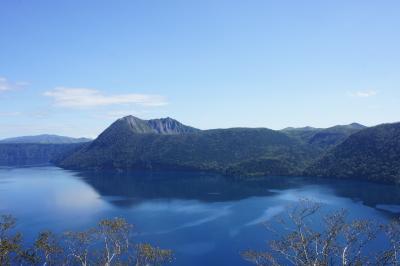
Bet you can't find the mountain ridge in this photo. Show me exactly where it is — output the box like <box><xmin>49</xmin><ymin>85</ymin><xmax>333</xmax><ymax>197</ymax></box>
<box><xmin>0</xmin><ymin>134</ymin><xmax>92</xmax><ymax>144</ymax></box>
<box><xmin>57</xmin><ymin>116</ymin><xmax>352</xmax><ymax>177</ymax></box>
<box><xmin>57</xmin><ymin>121</ymin><xmax>317</xmax><ymax>176</ymax></box>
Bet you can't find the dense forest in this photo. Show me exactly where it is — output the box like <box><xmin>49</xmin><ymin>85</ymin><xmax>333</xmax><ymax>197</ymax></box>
<box><xmin>1</xmin><ymin>116</ymin><xmax>400</xmax><ymax>184</ymax></box>
<box><xmin>55</xmin><ymin>116</ymin><xmax>347</xmax><ymax>175</ymax></box>
<box><xmin>306</xmin><ymin>123</ymin><xmax>400</xmax><ymax>183</ymax></box>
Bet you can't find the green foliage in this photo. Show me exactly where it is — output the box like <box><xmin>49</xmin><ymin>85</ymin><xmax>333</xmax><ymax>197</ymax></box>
<box><xmin>225</xmin><ymin>157</ymin><xmax>304</xmax><ymax>177</ymax></box>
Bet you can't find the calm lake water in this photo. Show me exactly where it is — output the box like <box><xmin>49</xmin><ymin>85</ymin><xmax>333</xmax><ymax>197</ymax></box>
<box><xmin>0</xmin><ymin>166</ymin><xmax>399</xmax><ymax>265</ymax></box>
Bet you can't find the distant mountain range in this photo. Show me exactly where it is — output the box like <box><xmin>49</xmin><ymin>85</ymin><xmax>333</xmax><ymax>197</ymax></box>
<box><xmin>0</xmin><ymin>134</ymin><xmax>91</xmax><ymax>144</ymax></box>
<box><xmin>0</xmin><ymin>135</ymin><xmax>91</xmax><ymax>166</ymax></box>
<box><xmin>1</xmin><ymin>116</ymin><xmax>399</xmax><ymax>184</ymax></box>
<box><xmin>0</xmin><ymin>143</ymin><xmax>87</xmax><ymax>166</ymax></box>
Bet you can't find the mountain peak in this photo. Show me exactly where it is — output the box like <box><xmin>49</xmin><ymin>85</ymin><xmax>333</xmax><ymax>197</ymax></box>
<box><xmin>115</xmin><ymin>116</ymin><xmax>199</xmax><ymax>135</ymax></box>
<box><xmin>282</xmin><ymin>126</ymin><xmax>319</xmax><ymax>132</ymax></box>
<box><xmin>348</xmin><ymin>122</ymin><xmax>366</xmax><ymax>129</ymax></box>
<box><xmin>115</xmin><ymin>116</ymin><xmax>153</xmax><ymax>134</ymax></box>
<box><xmin>95</xmin><ymin>116</ymin><xmax>200</xmax><ymax>145</ymax></box>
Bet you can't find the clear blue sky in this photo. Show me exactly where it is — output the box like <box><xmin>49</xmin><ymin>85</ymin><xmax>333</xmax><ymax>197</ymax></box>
<box><xmin>1</xmin><ymin>0</ymin><xmax>399</xmax><ymax>138</ymax></box>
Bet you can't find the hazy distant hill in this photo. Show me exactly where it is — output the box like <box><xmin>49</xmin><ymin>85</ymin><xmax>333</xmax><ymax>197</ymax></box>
<box><xmin>57</xmin><ymin>116</ymin><xmax>319</xmax><ymax>176</ymax></box>
<box><xmin>0</xmin><ymin>143</ymin><xmax>87</xmax><ymax>166</ymax></box>
<box><xmin>306</xmin><ymin>122</ymin><xmax>400</xmax><ymax>183</ymax></box>
<box><xmin>0</xmin><ymin>134</ymin><xmax>90</xmax><ymax>166</ymax></box>
<box><xmin>0</xmin><ymin>134</ymin><xmax>92</xmax><ymax>144</ymax></box>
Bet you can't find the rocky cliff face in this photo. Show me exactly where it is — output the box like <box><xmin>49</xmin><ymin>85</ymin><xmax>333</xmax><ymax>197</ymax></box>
<box><xmin>147</xmin><ymin>117</ymin><xmax>200</xmax><ymax>134</ymax></box>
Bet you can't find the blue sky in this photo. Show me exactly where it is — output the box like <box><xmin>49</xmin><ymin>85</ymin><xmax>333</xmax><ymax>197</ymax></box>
<box><xmin>1</xmin><ymin>0</ymin><xmax>399</xmax><ymax>138</ymax></box>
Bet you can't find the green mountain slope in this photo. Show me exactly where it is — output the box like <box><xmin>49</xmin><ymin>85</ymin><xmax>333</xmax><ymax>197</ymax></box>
<box><xmin>305</xmin><ymin>122</ymin><xmax>400</xmax><ymax>183</ymax></box>
<box><xmin>282</xmin><ymin>123</ymin><xmax>366</xmax><ymax>150</ymax></box>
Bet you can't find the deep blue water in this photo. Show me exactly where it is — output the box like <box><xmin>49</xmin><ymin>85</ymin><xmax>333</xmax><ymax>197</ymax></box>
<box><xmin>0</xmin><ymin>166</ymin><xmax>399</xmax><ymax>265</ymax></box>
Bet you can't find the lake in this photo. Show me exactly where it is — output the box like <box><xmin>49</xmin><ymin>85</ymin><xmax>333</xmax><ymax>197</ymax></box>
<box><xmin>0</xmin><ymin>166</ymin><xmax>399</xmax><ymax>265</ymax></box>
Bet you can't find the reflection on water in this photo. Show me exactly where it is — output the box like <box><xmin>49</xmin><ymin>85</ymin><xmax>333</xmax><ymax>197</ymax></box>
<box><xmin>78</xmin><ymin>170</ymin><xmax>280</xmax><ymax>206</ymax></box>
<box><xmin>0</xmin><ymin>167</ymin><xmax>399</xmax><ymax>266</ymax></box>
<box><xmin>77</xmin><ymin>169</ymin><xmax>400</xmax><ymax>214</ymax></box>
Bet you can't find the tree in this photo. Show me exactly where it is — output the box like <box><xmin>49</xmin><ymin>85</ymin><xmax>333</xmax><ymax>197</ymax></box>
<box><xmin>34</xmin><ymin>231</ymin><xmax>64</xmax><ymax>266</ymax></box>
<box><xmin>62</xmin><ymin>217</ymin><xmax>173</xmax><ymax>266</ymax></box>
<box><xmin>96</xmin><ymin>217</ymin><xmax>132</xmax><ymax>265</ymax></box>
<box><xmin>64</xmin><ymin>228</ymin><xmax>96</xmax><ymax>266</ymax></box>
<box><xmin>242</xmin><ymin>199</ymin><xmax>399</xmax><ymax>266</ymax></box>
<box><xmin>378</xmin><ymin>218</ymin><xmax>400</xmax><ymax>265</ymax></box>
<box><xmin>135</xmin><ymin>243</ymin><xmax>173</xmax><ymax>266</ymax></box>
<box><xmin>0</xmin><ymin>215</ymin><xmax>22</xmax><ymax>265</ymax></box>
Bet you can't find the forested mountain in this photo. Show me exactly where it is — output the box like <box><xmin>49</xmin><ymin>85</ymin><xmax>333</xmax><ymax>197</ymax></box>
<box><xmin>57</xmin><ymin>116</ymin><xmax>320</xmax><ymax>175</ymax></box>
<box><xmin>3</xmin><ymin>115</ymin><xmax>400</xmax><ymax>184</ymax></box>
<box><xmin>0</xmin><ymin>134</ymin><xmax>91</xmax><ymax>144</ymax></box>
<box><xmin>305</xmin><ymin>122</ymin><xmax>400</xmax><ymax>183</ymax></box>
